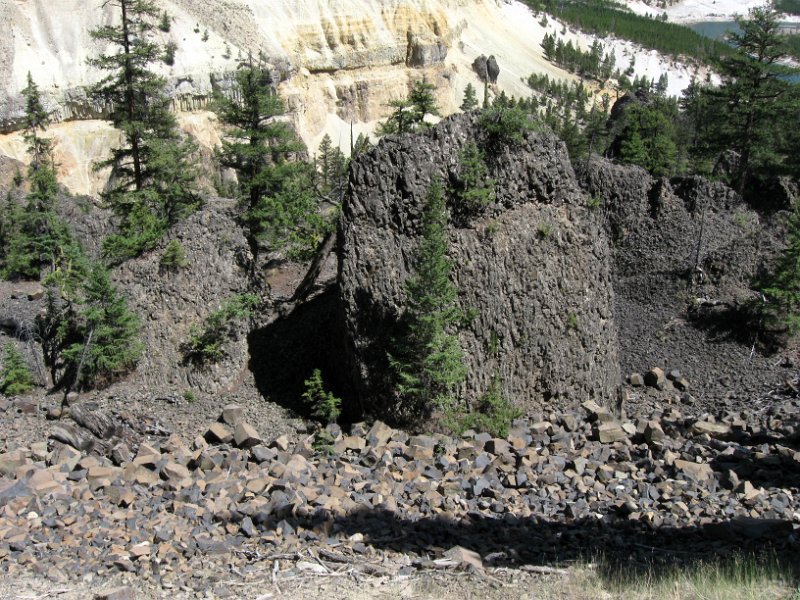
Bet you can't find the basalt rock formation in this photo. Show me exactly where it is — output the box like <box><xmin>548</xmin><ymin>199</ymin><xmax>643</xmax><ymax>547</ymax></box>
<box><xmin>339</xmin><ymin>114</ymin><xmax>620</xmax><ymax>416</ymax></box>
<box><xmin>576</xmin><ymin>157</ymin><xmax>791</xmax><ymax>410</ymax></box>
<box><xmin>335</xmin><ymin>113</ymin><xmax>794</xmax><ymax>420</ymax></box>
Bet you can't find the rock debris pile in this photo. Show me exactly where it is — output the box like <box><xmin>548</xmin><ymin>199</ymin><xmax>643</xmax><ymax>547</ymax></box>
<box><xmin>0</xmin><ymin>400</ymin><xmax>799</xmax><ymax>591</ymax></box>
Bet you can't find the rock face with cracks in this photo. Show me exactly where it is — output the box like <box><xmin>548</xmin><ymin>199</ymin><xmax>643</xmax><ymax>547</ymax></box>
<box><xmin>339</xmin><ymin>114</ymin><xmax>620</xmax><ymax>416</ymax></box>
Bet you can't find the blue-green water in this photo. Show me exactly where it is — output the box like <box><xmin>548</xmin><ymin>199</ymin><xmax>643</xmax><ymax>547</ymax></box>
<box><xmin>688</xmin><ymin>21</ymin><xmax>800</xmax><ymax>82</ymax></box>
<box><xmin>687</xmin><ymin>21</ymin><xmax>741</xmax><ymax>39</ymax></box>
<box><xmin>688</xmin><ymin>21</ymin><xmax>800</xmax><ymax>39</ymax></box>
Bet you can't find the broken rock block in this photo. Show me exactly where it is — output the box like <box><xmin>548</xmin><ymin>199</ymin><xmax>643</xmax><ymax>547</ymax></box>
<box><xmin>221</xmin><ymin>404</ymin><xmax>244</xmax><ymax>427</ymax></box>
<box><xmin>234</xmin><ymin>422</ymin><xmax>262</xmax><ymax>449</ymax></box>
<box><xmin>204</xmin><ymin>423</ymin><xmax>233</xmax><ymax>445</ymax></box>
<box><xmin>644</xmin><ymin>367</ymin><xmax>667</xmax><ymax>390</ymax></box>
<box><xmin>690</xmin><ymin>420</ymin><xmax>731</xmax><ymax>439</ymax></box>
<box><xmin>593</xmin><ymin>421</ymin><xmax>627</xmax><ymax>444</ymax></box>
<box><xmin>674</xmin><ymin>459</ymin><xmax>714</xmax><ymax>483</ymax></box>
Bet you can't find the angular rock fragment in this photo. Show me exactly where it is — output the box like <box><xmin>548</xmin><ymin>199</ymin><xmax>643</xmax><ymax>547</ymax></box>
<box><xmin>221</xmin><ymin>404</ymin><xmax>244</xmax><ymax>427</ymax></box>
<box><xmin>94</xmin><ymin>587</ymin><xmax>135</xmax><ymax>600</ymax></box>
<box><xmin>204</xmin><ymin>423</ymin><xmax>233</xmax><ymax>445</ymax></box>
<box><xmin>644</xmin><ymin>367</ymin><xmax>667</xmax><ymax>390</ymax></box>
<box><xmin>234</xmin><ymin>423</ymin><xmax>262</xmax><ymax>449</ymax></box>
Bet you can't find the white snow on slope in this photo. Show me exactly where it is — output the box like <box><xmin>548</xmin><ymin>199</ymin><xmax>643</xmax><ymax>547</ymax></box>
<box><xmin>625</xmin><ymin>0</ymin><xmax>800</xmax><ymax>23</ymax></box>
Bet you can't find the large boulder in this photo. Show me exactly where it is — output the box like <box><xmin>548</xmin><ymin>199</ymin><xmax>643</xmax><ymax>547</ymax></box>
<box><xmin>338</xmin><ymin>114</ymin><xmax>620</xmax><ymax>417</ymax></box>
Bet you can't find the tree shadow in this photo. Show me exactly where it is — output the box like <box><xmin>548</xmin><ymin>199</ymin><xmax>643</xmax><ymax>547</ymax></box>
<box><xmin>240</xmin><ymin>505</ymin><xmax>799</xmax><ymax>587</ymax></box>
<box><xmin>687</xmin><ymin>300</ymin><xmax>779</xmax><ymax>350</ymax></box>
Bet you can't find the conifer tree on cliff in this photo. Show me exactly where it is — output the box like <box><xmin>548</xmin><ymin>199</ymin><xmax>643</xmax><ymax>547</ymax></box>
<box><xmin>90</xmin><ymin>0</ymin><xmax>199</xmax><ymax>263</ymax></box>
<box><xmin>389</xmin><ymin>179</ymin><xmax>467</xmax><ymax>421</ymax></box>
<box><xmin>213</xmin><ymin>56</ymin><xmax>328</xmax><ymax>260</ymax></box>
<box><xmin>684</xmin><ymin>5</ymin><xmax>798</xmax><ymax>193</ymax></box>
<box><xmin>2</xmin><ymin>74</ymin><xmax>86</xmax><ymax>286</ymax></box>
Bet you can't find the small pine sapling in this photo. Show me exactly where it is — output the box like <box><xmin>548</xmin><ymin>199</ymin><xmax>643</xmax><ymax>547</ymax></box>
<box><xmin>0</xmin><ymin>343</ymin><xmax>34</xmax><ymax>396</ymax></box>
<box><xmin>302</xmin><ymin>369</ymin><xmax>341</xmax><ymax>423</ymax></box>
<box><xmin>160</xmin><ymin>239</ymin><xmax>188</xmax><ymax>272</ymax></box>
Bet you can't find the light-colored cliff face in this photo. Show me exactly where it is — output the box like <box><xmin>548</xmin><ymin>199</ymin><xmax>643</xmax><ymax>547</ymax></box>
<box><xmin>0</xmin><ymin>0</ymin><xmax>698</xmax><ymax>196</ymax></box>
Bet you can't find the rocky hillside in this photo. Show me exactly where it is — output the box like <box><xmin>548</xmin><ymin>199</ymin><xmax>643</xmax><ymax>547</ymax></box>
<box><xmin>0</xmin><ymin>111</ymin><xmax>793</xmax><ymax>426</ymax></box>
<box><xmin>0</xmin><ymin>392</ymin><xmax>798</xmax><ymax>597</ymax></box>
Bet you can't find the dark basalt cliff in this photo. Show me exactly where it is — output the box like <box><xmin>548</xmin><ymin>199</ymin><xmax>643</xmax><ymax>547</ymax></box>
<box><xmin>339</xmin><ymin>114</ymin><xmax>620</xmax><ymax>415</ymax></box>
<box><xmin>577</xmin><ymin>157</ymin><xmax>790</xmax><ymax>409</ymax></box>
<box><xmin>1</xmin><ymin>114</ymin><xmax>793</xmax><ymax>424</ymax></box>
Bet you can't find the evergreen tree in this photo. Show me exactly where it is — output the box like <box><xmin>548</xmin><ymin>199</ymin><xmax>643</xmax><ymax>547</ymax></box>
<box><xmin>62</xmin><ymin>264</ymin><xmax>142</xmax><ymax>390</ymax></box>
<box><xmin>302</xmin><ymin>368</ymin><xmax>342</xmax><ymax>423</ymax></box>
<box><xmin>351</xmin><ymin>132</ymin><xmax>372</xmax><ymax>158</ymax></box>
<box><xmin>214</xmin><ymin>59</ymin><xmax>328</xmax><ymax>259</ymax></box>
<box><xmin>389</xmin><ymin>180</ymin><xmax>467</xmax><ymax>421</ymax></box>
<box><xmin>2</xmin><ymin>74</ymin><xmax>88</xmax><ymax>285</ymax></box>
<box><xmin>685</xmin><ymin>5</ymin><xmax>795</xmax><ymax>193</ymax></box>
<box><xmin>479</xmin><ymin>103</ymin><xmax>535</xmax><ymax>151</ymax></box>
<box><xmin>0</xmin><ymin>343</ymin><xmax>34</xmax><ymax>396</ymax></box>
<box><xmin>450</xmin><ymin>142</ymin><xmax>495</xmax><ymax>218</ymax></box>
<box><xmin>315</xmin><ymin>133</ymin><xmax>347</xmax><ymax>193</ymax></box>
<box><xmin>460</xmin><ymin>83</ymin><xmax>479</xmax><ymax>112</ymax></box>
<box><xmin>760</xmin><ymin>206</ymin><xmax>800</xmax><ymax>335</ymax></box>
<box><xmin>378</xmin><ymin>97</ymin><xmax>418</xmax><ymax>135</ymax></box>
<box><xmin>158</xmin><ymin>9</ymin><xmax>170</xmax><ymax>32</ymax></box>
<box><xmin>615</xmin><ymin>102</ymin><xmax>678</xmax><ymax>176</ymax></box>
<box><xmin>409</xmin><ymin>78</ymin><xmax>439</xmax><ymax>122</ymax></box>
<box><xmin>21</xmin><ymin>72</ymin><xmax>52</xmax><ymax>170</ymax></box>
<box><xmin>379</xmin><ymin>79</ymin><xmax>440</xmax><ymax>135</ymax></box>
<box><xmin>90</xmin><ymin>0</ymin><xmax>199</xmax><ymax>262</ymax></box>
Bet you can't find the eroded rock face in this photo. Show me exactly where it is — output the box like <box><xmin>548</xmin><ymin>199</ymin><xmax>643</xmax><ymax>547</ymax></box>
<box><xmin>339</xmin><ymin>114</ymin><xmax>620</xmax><ymax>416</ymax></box>
<box><xmin>112</xmin><ymin>199</ymin><xmax>255</xmax><ymax>394</ymax></box>
<box><xmin>576</xmin><ymin>157</ymin><xmax>790</xmax><ymax>408</ymax></box>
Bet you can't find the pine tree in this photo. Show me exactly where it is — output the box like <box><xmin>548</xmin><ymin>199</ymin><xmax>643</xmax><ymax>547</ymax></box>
<box><xmin>760</xmin><ymin>206</ymin><xmax>800</xmax><ymax>335</ymax></box>
<box><xmin>316</xmin><ymin>133</ymin><xmax>346</xmax><ymax>193</ymax></box>
<box><xmin>302</xmin><ymin>369</ymin><xmax>342</xmax><ymax>423</ymax></box>
<box><xmin>158</xmin><ymin>9</ymin><xmax>170</xmax><ymax>32</ymax></box>
<box><xmin>0</xmin><ymin>343</ymin><xmax>35</xmax><ymax>396</ymax></box>
<box><xmin>379</xmin><ymin>79</ymin><xmax>440</xmax><ymax>135</ymax></box>
<box><xmin>90</xmin><ymin>0</ymin><xmax>199</xmax><ymax>262</ymax></box>
<box><xmin>685</xmin><ymin>5</ymin><xmax>794</xmax><ymax>193</ymax></box>
<box><xmin>214</xmin><ymin>58</ymin><xmax>327</xmax><ymax>259</ymax></box>
<box><xmin>377</xmin><ymin>97</ymin><xmax>417</xmax><ymax>135</ymax></box>
<box><xmin>21</xmin><ymin>72</ymin><xmax>52</xmax><ymax>170</ymax></box>
<box><xmin>351</xmin><ymin>132</ymin><xmax>372</xmax><ymax>157</ymax></box>
<box><xmin>408</xmin><ymin>78</ymin><xmax>439</xmax><ymax>122</ymax></box>
<box><xmin>62</xmin><ymin>264</ymin><xmax>142</xmax><ymax>390</ymax></box>
<box><xmin>450</xmin><ymin>142</ymin><xmax>495</xmax><ymax>217</ymax></box>
<box><xmin>460</xmin><ymin>83</ymin><xmax>479</xmax><ymax>112</ymax></box>
<box><xmin>389</xmin><ymin>180</ymin><xmax>467</xmax><ymax>421</ymax></box>
<box><xmin>616</xmin><ymin>103</ymin><xmax>678</xmax><ymax>176</ymax></box>
<box><xmin>2</xmin><ymin>74</ymin><xmax>87</xmax><ymax>285</ymax></box>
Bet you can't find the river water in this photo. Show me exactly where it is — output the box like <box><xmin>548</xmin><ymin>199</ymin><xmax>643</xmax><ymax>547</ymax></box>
<box><xmin>688</xmin><ymin>21</ymin><xmax>800</xmax><ymax>82</ymax></box>
<box><xmin>688</xmin><ymin>20</ymin><xmax>800</xmax><ymax>39</ymax></box>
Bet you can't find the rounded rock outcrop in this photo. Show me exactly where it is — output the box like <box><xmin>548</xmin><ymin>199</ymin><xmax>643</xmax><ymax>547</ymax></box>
<box><xmin>338</xmin><ymin>114</ymin><xmax>620</xmax><ymax>417</ymax></box>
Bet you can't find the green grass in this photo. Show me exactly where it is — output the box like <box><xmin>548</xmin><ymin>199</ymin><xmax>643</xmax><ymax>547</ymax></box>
<box><xmin>593</xmin><ymin>554</ymin><xmax>798</xmax><ymax>600</ymax></box>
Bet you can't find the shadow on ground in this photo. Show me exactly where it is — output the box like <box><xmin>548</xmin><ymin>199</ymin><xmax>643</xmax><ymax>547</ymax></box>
<box><xmin>250</xmin><ymin>507</ymin><xmax>799</xmax><ymax>587</ymax></box>
<box><xmin>247</xmin><ymin>287</ymin><xmax>357</xmax><ymax>419</ymax></box>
